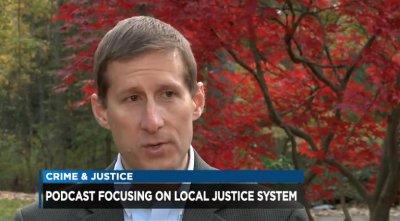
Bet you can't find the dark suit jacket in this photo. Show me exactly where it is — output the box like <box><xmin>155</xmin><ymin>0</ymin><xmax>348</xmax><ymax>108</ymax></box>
<box><xmin>13</xmin><ymin>149</ymin><xmax>309</xmax><ymax>221</ymax></box>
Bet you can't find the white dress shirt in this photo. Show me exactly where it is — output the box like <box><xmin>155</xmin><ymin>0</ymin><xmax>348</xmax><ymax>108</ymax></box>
<box><xmin>113</xmin><ymin>145</ymin><xmax>195</xmax><ymax>221</ymax></box>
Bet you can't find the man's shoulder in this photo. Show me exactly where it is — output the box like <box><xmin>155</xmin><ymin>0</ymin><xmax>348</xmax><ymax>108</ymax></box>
<box><xmin>13</xmin><ymin>201</ymin><xmax>87</xmax><ymax>221</ymax></box>
<box><xmin>221</xmin><ymin>182</ymin><xmax>305</xmax><ymax>207</ymax></box>
<box><xmin>216</xmin><ymin>207</ymin><xmax>309</xmax><ymax>221</ymax></box>
<box><xmin>217</xmin><ymin>183</ymin><xmax>309</xmax><ymax>221</ymax></box>
<box><xmin>13</xmin><ymin>184</ymin><xmax>94</xmax><ymax>221</ymax></box>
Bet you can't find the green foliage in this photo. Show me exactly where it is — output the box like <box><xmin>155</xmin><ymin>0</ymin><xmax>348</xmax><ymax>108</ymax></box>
<box><xmin>262</xmin><ymin>155</ymin><xmax>295</xmax><ymax>170</ymax></box>
<box><xmin>0</xmin><ymin>199</ymin><xmax>34</xmax><ymax>221</ymax></box>
<box><xmin>0</xmin><ymin>0</ymin><xmax>116</xmax><ymax>192</ymax></box>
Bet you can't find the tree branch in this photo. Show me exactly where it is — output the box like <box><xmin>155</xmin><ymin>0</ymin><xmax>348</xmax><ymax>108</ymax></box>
<box><xmin>325</xmin><ymin>158</ymin><xmax>371</xmax><ymax>201</ymax></box>
<box><xmin>341</xmin><ymin>35</ymin><xmax>376</xmax><ymax>89</ymax></box>
<box><xmin>272</xmin><ymin>1</ymin><xmax>355</xmax><ymax>15</ymax></box>
<box><xmin>286</xmin><ymin>0</ymin><xmax>297</xmax><ymax>27</ymax></box>
<box><xmin>226</xmin><ymin>48</ymin><xmax>257</xmax><ymax>76</ymax></box>
<box><xmin>252</xmin><ymin>25</ymin><xmax>320</xmax><ymax>186</ymax></box>
<box><xmin>313</xmin><ymin>13</ymin><xmax>341</xmax><ymax>82</ymax></box>
<box><xmin>226</xmin><ymin>21</ymin><xmax>323</xmax><ymax>182</ymax></box>
<box><xmin>281</xmin><ymin>2</ymin><xmax>342</xmax><ymax>93</ymax></box>
<box><xmin>304</xmin><ymin>169</ymin><xmax>317</xmax><ymax>185</ymax></box>
<box><xmin>281</xmin><ymin>86</ymin><xmax>320</xmax><ymax>117</ymax></box>
<box><xmin>313</xmin><ymin>1</ymin><xmax>355</xmax><ymax>14</ymax></box>
<box><xmin>341</xmin><ymin>89</ymin><xmax>380</xmax><ymax>154</ymax></box>
<box><xmin>283</xmin><ymin>127</ymin><xmax>300</xmax><ymax>171</ymax></box>
<box><xmin>292</xmin><ymin>37</ymin><xmax>345</xmax><ymax>69</ymax></box>
<box><xmin>284</xmin><ymin>33</ymin><xmax>342</xmax><ymax>93</ymax></box>
<box><xmin>287</xmin><ymin>125</ymin><xmax>319</xmax><ymax>151</ymax></box>
<box><xmin>213</xmin><ymin>10</ymin><xmax>333</xmax><ymax>197</ymax></box>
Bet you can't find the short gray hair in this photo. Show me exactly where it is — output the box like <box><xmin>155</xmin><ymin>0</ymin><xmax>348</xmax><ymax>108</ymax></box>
<box><xmin>93</xmin><ymin>16</ymin><xmax>198</xmax><ymax>106</ymax></box>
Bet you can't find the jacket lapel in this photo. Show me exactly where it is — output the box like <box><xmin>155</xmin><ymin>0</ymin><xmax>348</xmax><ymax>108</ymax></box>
<box><xmin>183</xmin><ymin>150</ymin><xmax>226</xmax><ymax>221</ymax></box>
<box><xmin>105</xmin><ymin>158</ymin><xmax>117</xmax><ymax>170</ymax></box>
<box><xmin>80</xmin><ymin>148</ymin><xmax>224</xmax><ymax>221</ymax></box>
<box><xmin>182</xmin><ymin>209</ymin><xmax>225</xmax><ymax>221</ymax></box>
<box><xmin>80</xmin><ymin>209</ymin><xmax>124</xmax><ymax>221</ymax></box>
<box><xmin>192</xmin><ymin>149</ymin><xmax>218</xmax><ymax>170</ymax></box>
<box><xmin>80</xmin><ymin>158</ymin><xmax>124</xmax><ymax>221</ymax></box>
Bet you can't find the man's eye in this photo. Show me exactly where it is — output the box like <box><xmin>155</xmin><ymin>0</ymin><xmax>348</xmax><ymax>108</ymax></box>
<box><xmin>164</xmin><ymin>91</ymin><xmax>175</xmax><ymax>97</ymax></box>
<box><xmin>128</xmin><ymin>95</ymin><xmax>139</xmax><ymax>101</ymax></box>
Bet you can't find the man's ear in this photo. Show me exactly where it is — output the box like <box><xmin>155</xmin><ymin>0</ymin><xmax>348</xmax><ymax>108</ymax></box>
<box><xmin>91</xmin><ymin>94</ymin><xmax>110</xmax><ymax>129</ymax></box>
<box><xmin>192</xmin><ymin>82</ymin><xmax>205</xmax><ymax>121</ymax></box>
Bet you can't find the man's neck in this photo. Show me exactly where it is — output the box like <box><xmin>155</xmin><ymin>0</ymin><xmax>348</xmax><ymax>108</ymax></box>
<box><xmin>126</xmin><ymin>150</ymin><xmax>191</xmax><ymax>191</ymax></box>
<box><xmin>121</xmin><ymin>151</ymin><xmax>190</xmax><ymax>171</ymax></box>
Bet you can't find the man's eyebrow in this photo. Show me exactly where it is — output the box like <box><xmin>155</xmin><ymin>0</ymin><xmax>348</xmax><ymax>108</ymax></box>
<box><xmin>116</xmin><ymin>82</ymin><xmax>181</xmax><ymax>96</ymax></box>
<box><xmin>116</xmin><ymin>85</ymin><xmax>141</xmax><ymax>96</ymax></box>
<box><xmin>155</xmin><ymin>82</ymin><xmax>180</xmax><ymax>91</ymax></box>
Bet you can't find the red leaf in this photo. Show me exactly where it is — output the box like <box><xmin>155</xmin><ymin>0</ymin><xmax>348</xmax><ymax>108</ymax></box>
<box><xmin>311</xmin><ymin>165</ymin><xmax>325</xmax><ymax>176</ymax></box>
<box><xmin>70</xmin><ymin>99</ymin><xmax>90</xmax><ymax>108</ymax></box>
<box><xmin>82</xmin><ymin>86</ymin><xmax>97</xmax><ymax>96</ymax></box>
<box><xmin>64</xmin><ymin>75</ymin><xmax>77</xmax><ymax>84</ymax></box>
<box><xmin>314</xmin><ymin>149</ymin><xmax>325</xmax><ymax>161</ymax></box>
<box><xmin>299</xmin><ymin>146</ymin><xmax>315</xmax><ymax>158</ymax></box>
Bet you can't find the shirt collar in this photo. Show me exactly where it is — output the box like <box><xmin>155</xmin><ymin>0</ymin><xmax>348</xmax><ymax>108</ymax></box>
<box><xmin>187</xmin><ymin>145</ymin><xmax>195</xmax><ymax>171</ymax></box>
<box><xmin>114</xmin><ymin>145</ymin><xmax>195</xmax><ymax>217</ymax></box>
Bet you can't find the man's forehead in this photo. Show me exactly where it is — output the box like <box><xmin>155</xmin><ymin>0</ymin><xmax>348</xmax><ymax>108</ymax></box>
<box><xmin>108</xmin><ymin>49</ymin><xmax>184</xmax><ymax>69</ymax></box>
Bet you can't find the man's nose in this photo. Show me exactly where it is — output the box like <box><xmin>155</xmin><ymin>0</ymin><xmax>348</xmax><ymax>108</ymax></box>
<box><xmin>140</xmin><ymin>101</ymin><xmax>164</xmax><ymax>133</ymax></box>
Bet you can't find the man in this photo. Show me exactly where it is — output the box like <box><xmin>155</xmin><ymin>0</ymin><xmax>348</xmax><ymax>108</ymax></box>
<box><xmin>14</xmin><ymin>16</ymin><xmax>309</xmax><ymax>221</ymax></box>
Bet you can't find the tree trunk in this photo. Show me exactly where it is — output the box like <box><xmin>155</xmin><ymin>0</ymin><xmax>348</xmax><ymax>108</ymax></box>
<box><xmin>368</xmin><ymin>108</ymin><xmax>400</xmax><ymax>221</ymax></box>
<box><xmin>304</xmin><ymin>201</ymin><xmax>315</xmax><ymax>221</ymax></box>
<box><xmin>369</xmin><ymin>203</ymin><xmax>393</xmax><ymax>221</ymax></box>
<box><xmin>340</xmin><ymin>190</ymin><xmax>352</xmax><ymax>221</ymax></box>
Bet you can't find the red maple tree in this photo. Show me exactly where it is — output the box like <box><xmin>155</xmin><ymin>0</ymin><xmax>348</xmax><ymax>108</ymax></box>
<box><xmin>55</xmin><ymin>0</ymin><xmax>400</xmax><ymax>220</ymax></box>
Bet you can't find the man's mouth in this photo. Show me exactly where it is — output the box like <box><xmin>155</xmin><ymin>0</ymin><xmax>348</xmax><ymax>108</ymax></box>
<box><xmin>142</xmin><ymin>142</ymin><xmax>168</xmax><ymax>155</ymax></box>
<box><xmin>143</xmin><ymin>142</ymin><xmax>167</xmax><ymax>149</ymax></box>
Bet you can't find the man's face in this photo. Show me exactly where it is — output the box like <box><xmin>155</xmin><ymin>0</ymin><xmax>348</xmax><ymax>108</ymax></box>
<box><xmin>91</xmin><ymin>50</ymin><xmax>204</xmax><ymax>170</ymax></box>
